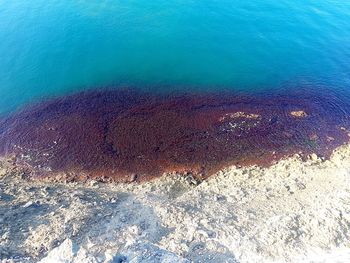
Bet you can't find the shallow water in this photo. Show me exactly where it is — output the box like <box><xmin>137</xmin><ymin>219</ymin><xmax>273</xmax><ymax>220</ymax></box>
<box><xmin>1</xmin><ymin>0</ymin><xmax>350</xmax><ymax>113</ymax></box>
<box><xmin>0</xmin><ymin>88</ymin><xmax>349</xmax><ymax>182</ymax></box>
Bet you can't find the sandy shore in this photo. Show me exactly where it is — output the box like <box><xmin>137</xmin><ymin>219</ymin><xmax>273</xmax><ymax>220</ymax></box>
<box><xmin>1</xmin><ymin>145</ymin><xmax>350</xmax><ymax>262</ymax></box>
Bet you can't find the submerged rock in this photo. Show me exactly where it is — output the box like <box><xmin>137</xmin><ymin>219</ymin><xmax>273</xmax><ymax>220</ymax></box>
<box><xmin>290</xmin><ymin>110</ymin><xmax>308</xmax><ymax>118</ymax></box>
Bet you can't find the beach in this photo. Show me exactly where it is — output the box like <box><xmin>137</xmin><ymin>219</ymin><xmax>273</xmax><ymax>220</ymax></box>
<box><xmin>1</xmin><ymin>143</ymin><xmax>350</xmax><ymax>262</ymax></box>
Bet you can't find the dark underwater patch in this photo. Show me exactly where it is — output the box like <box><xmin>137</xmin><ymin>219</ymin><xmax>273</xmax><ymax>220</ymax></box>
<box><xmin>0</xmin><ymin>87</ymin><xmax>349</xmax><ymax>182</ymax></box>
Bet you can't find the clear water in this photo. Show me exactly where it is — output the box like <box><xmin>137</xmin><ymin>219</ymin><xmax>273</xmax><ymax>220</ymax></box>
<box><xmin>1</xmin><ymin>0</ymin><xmax>350</xmax><ymax>113</ymax></box>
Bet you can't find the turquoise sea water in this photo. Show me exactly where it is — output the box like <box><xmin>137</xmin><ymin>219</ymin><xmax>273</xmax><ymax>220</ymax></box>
<box><xmin>1</xmin><ymin>0</ymin><xmax>350</xmax><ymax>113</ymax></box>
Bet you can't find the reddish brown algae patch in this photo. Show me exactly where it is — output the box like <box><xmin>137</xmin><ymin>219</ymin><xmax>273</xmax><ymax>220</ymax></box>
<box><xmin>0</xmin><ymin>88</ymin><xmax>349</xmax><ymax>183</ymax></box>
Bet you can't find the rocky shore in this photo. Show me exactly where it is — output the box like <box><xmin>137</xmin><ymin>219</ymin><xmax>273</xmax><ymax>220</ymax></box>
<box><xmin>1</xmin><ymin>144</ymin><xmax>350</xmax><ymax>262</ymax></box>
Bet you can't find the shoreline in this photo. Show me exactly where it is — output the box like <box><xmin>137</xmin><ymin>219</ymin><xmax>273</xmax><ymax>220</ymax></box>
<box><xmin>1</xmin><ymin>143</ymin><xmax>350</xmax><ymax>262</ymax></box>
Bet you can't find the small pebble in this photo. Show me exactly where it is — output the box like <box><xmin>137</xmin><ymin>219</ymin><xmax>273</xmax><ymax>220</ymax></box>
<box><xmin>23</xmin><ymin>201</ymin><xmax>33</xmax><ymax>208</ymax></box>
<box><xmin>110</xmin><ymin>197</ymin><xmax>117</xmax><ymax>203</ymax></box>
<box><xmin>309</xmin><ymin>153</ymin><xmax>318</xmax><ymax>161</ymax></box>
<box><xmin>89</xmin><ymin>180</ymin><xmax>99</xmax><ymax>188</ymax></box>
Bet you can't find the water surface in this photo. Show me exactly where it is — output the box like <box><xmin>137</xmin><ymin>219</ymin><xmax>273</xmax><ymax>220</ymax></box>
<box><xmin>0</xmin><ymin>0</ymin><xmax>350</xmax><ymax>113</ymax></box>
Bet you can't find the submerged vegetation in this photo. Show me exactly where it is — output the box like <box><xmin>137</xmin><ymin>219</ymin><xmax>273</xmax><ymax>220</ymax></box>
<box><xmin>0</xmin><ymin>88</ymin><xmax>349</xmax><ymax>182</ymax></box>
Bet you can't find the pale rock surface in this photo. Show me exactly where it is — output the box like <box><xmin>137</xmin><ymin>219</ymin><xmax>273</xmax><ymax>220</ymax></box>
<box><xmin>1</xmin><ymin>145</ymin><xmax>350</xmax><ymax>262</ymax></box>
